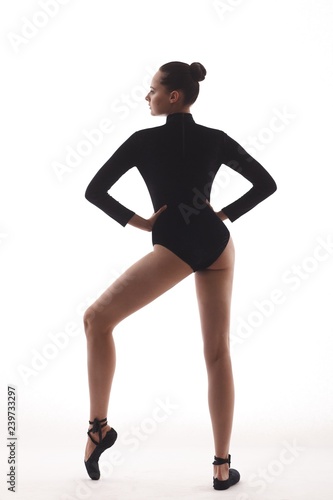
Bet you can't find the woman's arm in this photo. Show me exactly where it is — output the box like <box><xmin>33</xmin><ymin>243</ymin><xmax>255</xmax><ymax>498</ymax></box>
<box><xmin>205</xmin><ymin>199</ymin><xmax>229</xmax><ymax>221</ymax></box>
<box><xmin>85</xmin><ymin>130</ymin><xmax>167</xmax><ymax>232</ymax></box>
<box><xmin>219</xmin><ymin>132</ymin><xmax>277</xmax><ymax>221</ymax></box>
<box><xmin>85</xmin><ymin>133</ymin><xmax>139</xmax><ymax>227</ymax></box>
<box><xmin>127</xmin><ymin>205</ymin><xmax>168</xmax><ymax>231</ymax></box>
<box><xmin>215</xmin><ymin>210</ymin><xmax>228</xmax><ymax>221</ymax></box>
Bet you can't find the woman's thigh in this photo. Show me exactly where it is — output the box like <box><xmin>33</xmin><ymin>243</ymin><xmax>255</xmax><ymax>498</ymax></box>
<box><xmin>194</xmin><ymin>238</ymin><xmax>235</xmax><ymax>355</ymax></box>
<box><xmin>84</xmin><ymin>244</ymin><xmax>193</xmax><ymax>332</ymax></box>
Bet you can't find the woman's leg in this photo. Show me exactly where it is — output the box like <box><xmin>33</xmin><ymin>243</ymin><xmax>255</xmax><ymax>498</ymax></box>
<box><xmin>194</xmin><ymin>237</ymin><xmax>235</xmax><ymax>481</ymax></box>
<box><xmin>83</xmin><ymin>244</ymin><xmax>193</xmax><ymax>461</ymax></box>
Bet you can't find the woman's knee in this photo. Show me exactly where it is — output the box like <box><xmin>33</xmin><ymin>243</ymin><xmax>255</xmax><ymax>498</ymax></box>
<box><xmin>83</xmin><ymin>306</ymin><xmax>95</xmax><ymax>330</ymax></box>
<box><xmin>204</xmin><ymin>340</ymin><xmax>231</xmax><ymax>366</ymax></box>
<box><xmin>83</xmin><ymin>305</ymin><xmax>114</xmax><ymax>337</ymax></box>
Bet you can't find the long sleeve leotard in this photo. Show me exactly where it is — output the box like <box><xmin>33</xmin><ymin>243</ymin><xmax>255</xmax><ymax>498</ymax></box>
<box><xmin>85</xmin><ymin>112</ymin><xmax>276</xmax><ymax>271</ymax></box>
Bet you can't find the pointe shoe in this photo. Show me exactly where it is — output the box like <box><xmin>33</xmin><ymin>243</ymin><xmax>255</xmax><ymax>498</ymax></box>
<box><xmin>84</xmin><ymin>417</ymin><xmax>117</xmax><ymax>480</ymax></box>
<box><xmin>212</xmin><ymin>454</ymin><xmax>240</xmax><ymax>490</ymax></box>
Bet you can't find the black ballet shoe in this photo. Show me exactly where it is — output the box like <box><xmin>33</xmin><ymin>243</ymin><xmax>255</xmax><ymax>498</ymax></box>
<box><xmin>212</xmin><ymin>454</ymin><xmax>240</xmax><ymax>490</ymax></box>
<box><xmin>84</xmin><ymin>417</ymin><xmax>117</xmax><ymax>480</ymax></box>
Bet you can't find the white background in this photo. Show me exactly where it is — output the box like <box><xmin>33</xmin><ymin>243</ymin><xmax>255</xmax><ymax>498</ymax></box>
<box><xmin>1</xmin><ymin>1</ymin><xmax>333</xmax><ymax>499</ymax></box>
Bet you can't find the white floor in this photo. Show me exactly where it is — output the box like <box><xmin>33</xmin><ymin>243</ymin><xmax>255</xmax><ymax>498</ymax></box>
<box><xmin>1</xmin><ymin>436</ymin><xmax>332</xmax><ymax>500</ymax></box>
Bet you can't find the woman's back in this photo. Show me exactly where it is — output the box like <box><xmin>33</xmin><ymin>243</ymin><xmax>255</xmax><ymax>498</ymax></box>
<box><xmin>85</xmin><ymin>112</ymin><xmax>276</xmax><ymax>227</ymax></box>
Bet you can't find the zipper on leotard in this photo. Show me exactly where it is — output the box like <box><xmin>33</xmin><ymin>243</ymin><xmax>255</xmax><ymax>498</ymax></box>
<box><xmin>182</xmin><ymin>113</ymin><xmax>185</xmax><ymax>162</ymax></box>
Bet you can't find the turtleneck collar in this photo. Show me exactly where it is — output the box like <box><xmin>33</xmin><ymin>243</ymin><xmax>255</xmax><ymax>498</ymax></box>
<box><xmin>166</xmin><ymin>113</ymin><xmax>195</xmax><ymax>124</ymax></box>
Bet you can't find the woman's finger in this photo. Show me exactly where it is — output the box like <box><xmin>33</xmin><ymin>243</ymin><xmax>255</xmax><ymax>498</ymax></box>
<box><xmin>157</xmin><ymin>204</ymin><xmax>168</xmax><ymax>213</ymax></box>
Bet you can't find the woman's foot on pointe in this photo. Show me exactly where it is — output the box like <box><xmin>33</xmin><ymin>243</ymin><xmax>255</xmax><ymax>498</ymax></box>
<box><xmin>84</xmin><ymin>422</ymin><xmax>112</xmax><ymax>462</ymax></box>
<box><xmin>84</xmin><ymin>418</ymin><xmax>118</xmax><ymax>480</ymax></box>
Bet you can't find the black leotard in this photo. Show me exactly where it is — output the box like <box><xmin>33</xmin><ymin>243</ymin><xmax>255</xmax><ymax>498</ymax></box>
<box><xmin>85</xmin><ymin>113</ymin><xmax>277</xmax><ymax>271</ymax></box>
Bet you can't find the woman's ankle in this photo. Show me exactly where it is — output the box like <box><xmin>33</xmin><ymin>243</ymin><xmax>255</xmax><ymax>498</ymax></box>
<box><xmin>214</xmin><ymin>463</ymin><xmax>229</xmax><ymax>481</ymax></box>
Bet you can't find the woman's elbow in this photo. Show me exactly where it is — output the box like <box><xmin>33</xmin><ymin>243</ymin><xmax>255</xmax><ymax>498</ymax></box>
<box><xmin>258</xmin><ymin>177</ymin><xmax>277</xmax><ymax>201</ymax></box>
<box><xmin>85</xmin><ymin>184</ymin><xmax>98</xmax><ymax>203</ymax></box>
<box><xmin>262</xmin><ymin>173</ymin><xmax>277</xmax><ymax>197</ymax></box>
<box><xmin>268</xmin><ymin>177</ymin><xmax>277</xmax><ymax>195</ymax></box>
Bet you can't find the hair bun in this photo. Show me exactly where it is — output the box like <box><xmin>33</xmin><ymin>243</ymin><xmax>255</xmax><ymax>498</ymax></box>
<box><xmin>189</xmin><ymin>62</ymin><xmax>206</xmax><ymax>82</ymax></box>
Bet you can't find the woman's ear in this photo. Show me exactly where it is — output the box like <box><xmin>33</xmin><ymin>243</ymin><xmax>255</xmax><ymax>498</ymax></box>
<box><xmin>169</xmin><ymin>90</ymin><xmax>182</xmax><ymax>103</ymax></box>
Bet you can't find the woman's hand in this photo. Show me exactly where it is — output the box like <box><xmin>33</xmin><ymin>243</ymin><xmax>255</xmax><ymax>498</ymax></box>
<box><xmin>127</xmin><ymin>205</ymin><xmax>168</xmax><ymax>232</ymax></box>
<box><xmin>205</xmin><ymin>200</ymin><xmax>228</xmax><ymax>221</ymax></box>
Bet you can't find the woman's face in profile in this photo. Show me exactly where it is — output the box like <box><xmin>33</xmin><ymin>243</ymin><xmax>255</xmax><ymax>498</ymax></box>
<box><xmin>145</xmin><ymin>71</ymin><xmax>173</xmax><ymax>116</ymax></box>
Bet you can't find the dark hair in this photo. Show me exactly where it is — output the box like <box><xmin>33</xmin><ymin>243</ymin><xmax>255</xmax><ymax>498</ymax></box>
<box><xmin>159</xmin><ymin>61</ymin><xmax>207</xmax><ymax>105</ymax></box>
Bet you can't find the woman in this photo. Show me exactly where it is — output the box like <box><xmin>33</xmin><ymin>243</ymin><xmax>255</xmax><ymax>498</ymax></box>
<box><xmin>83</xmin><ymin>61</ymin><xmax>277</xmax><ymax>490</ymax></box>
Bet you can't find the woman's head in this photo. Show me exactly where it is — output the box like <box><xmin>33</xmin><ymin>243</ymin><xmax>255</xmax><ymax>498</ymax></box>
<box><xmin>159</xmin><ymin>61</ymin><xmax>206</xmax><ymax>105</ymax></box>
<box><xmin>146</xmin><ymin>61</ymin><xmax>206</xmax><ymax>116</ymax></box>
